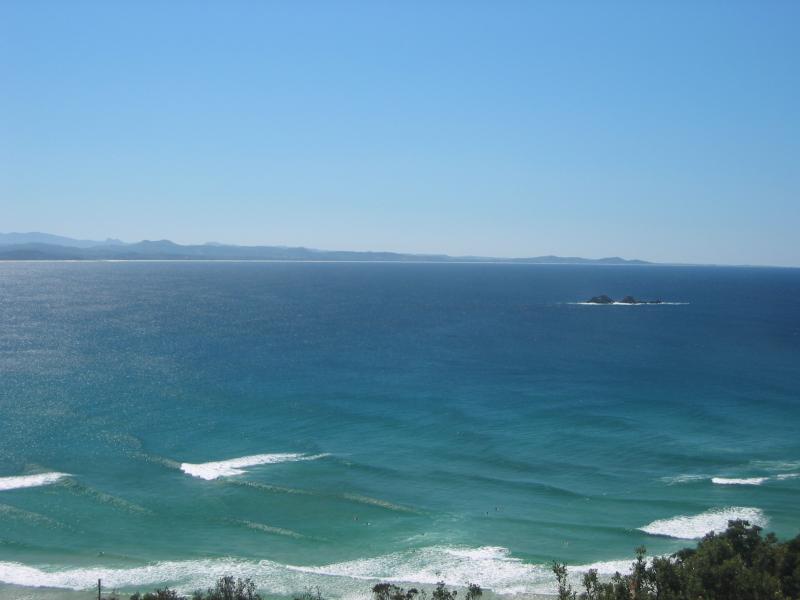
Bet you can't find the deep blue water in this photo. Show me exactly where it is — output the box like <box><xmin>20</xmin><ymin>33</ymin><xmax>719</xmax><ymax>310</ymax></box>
<box><xmin>0</xmin><ymin>262</ymin><xmax>798</xmax><ymax>598</ymax></box>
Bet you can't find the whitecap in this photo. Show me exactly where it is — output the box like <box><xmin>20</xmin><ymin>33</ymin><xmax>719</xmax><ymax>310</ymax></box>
<box><xmin>0</xmin><ymin>545</ymin><xmax>638</xmax><ymax>597</ymax></box>
<box><xmin>0</xmin><ymin>558</ymin><xmax>258</xmax><ymax>592</ymax></box>
<box><xmin>660</xmin><ymin>474</ymin><xmax>707</xmax><ymax>485</ymax></box>
<box><xmin>0</xmin><ymin>472</ymin><xmax>70</xmax><ymax>491</ymax></box>
<box><xmin>639</xmin><ymin>507</ymin><xmax>767</xmax><ymax>539</ymax></box>
<box><xmin>285</xmin><ymin>545</ymin><xmax>555</xmax><ymax>594</ymax></box>
<box><xmin>571</xmin><ymin>302</ymin><xmax>688</xmax><ymax>306</ymax></box>
<box><xmin>180</xmin><ymin>453</ymin><xmax>329</xmax><ymax>480</ymax></box>
<box><xmin>711</xmin><ymin>477</ymin><xmax>767</xmax><ymax>486</ymax></box>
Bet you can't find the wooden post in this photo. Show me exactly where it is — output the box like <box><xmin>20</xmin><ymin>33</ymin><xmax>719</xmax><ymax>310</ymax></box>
<box><xmin>97</xmin><ymin>578</ymin><xmax>101</xmax><ymax>600</ymax></box>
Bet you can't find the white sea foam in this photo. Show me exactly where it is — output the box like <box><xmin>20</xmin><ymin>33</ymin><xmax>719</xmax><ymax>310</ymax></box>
<box><xmin>576</xmin><ymin>558</ymin><xmax>641</xmax><ymax>575</ymax></box>
<box><xmin>0</xmin><ymin>545</ymin><xmax>638</xmax><ymax>597</ymax></box>
<box><xmin>288</xmin><ymin>546</ymin><xmax>638</xmax><ymax>596</ymax></box>
<box><xmin>180</xmin><ymin>453</ymin><xmax>329</xmax><ymax>480</ymax></box>
<box><xmin>749</xmin><ymin>460</ymin><xmax>800</xmax><ymax>472</ymax></box>
<box><xmin>711</xmin><ymin>477</ymin><xmax>768</xmax><ymax>486</ymax></box>
<box><xmin>572</xmin><ymin>302</ymin><xmax>688</xmax><ymax>306</ymax></box>
<box><xmin>0</xmin><ymin>472</ymin><xmax>70</xmax><ymax>491</ymax></box>
<box><xmin>0</xmin><ymin>559</ymin><xmax>258</xmax><ymax>593</ymax></box>
<box><xmin>640</xmin><ymin>507</ymin><xmax>767</xmax><ymax>540</ymax></box>
<box><xmin>663</xmin><ymin>473</ymin><xmax>793</xmax><ymax>486</ymax></box>
<box><xmin>661</xmin><ymin>474</ymin><xmax>707</xmax><ymax>485</ymax></box>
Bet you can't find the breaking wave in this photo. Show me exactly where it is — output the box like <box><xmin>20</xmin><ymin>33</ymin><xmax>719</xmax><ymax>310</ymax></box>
<box><xmin>0</xmin><ymin>472</ymin><xmax>70</xmax><ymax>491</ymax></box>
<box><xmin>660</xmin><ymin>474</ymin><xmax>707</xmax><ymax>485</ymax></box>
<box><xmin>180</xmin><ymin>453</ymin><xmax>329</xmax><ymax>480</ymax></box>
<box><xmin>663</xmin><ymin>472</ymin><xmax>800</xmax><ymax>486</ymax></box>
<box><xmin>639</xmin><ymin>507</ymin><xmax>767</xmax><ymax>539</ymax></box>
<box><xmin>711</xmin><ymin>477</ymin><xmax>767</xmax><ymax>486</ymax></box>
<box><xmin>0</xmin><ymin>545</ymin><xmax>638</xmax><ymax>597</ymax></box>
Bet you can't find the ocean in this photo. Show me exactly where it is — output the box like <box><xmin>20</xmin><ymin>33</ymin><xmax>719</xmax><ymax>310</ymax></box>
<box><xmin>1</xmin><ymin>262</ymin><xmax>798</xmax><ymax>599</ymax></box>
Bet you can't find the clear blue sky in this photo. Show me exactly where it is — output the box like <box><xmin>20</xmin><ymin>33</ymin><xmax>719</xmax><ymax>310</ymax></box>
<box><xmin>1</xmin><ymin>1</ymin><xmax>798</xmax><ymax>265</ymax></box>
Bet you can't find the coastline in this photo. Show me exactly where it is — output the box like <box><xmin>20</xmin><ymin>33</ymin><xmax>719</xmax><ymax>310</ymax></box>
<box><xmin>0</xmin><ymin>579</ymin><xmax>549</xmax><ymax>600</ymax></box>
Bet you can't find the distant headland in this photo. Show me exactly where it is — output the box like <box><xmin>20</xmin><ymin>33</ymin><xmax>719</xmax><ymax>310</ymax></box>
<box><xmin>0</xmin><ymin>232</ymin><xmax>651</xmax><ymax>264</ymax></box>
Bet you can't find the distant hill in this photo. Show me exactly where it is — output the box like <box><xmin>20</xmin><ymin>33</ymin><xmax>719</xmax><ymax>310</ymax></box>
<box><xmin>0</xmin><ymin>233</ymin><xmax>651</xmax><ymax>264</ymax></box>
<box><xmin>0</xmin><ymin>232</ymin><xmax>125</xmax><ymax>248</ymax></box>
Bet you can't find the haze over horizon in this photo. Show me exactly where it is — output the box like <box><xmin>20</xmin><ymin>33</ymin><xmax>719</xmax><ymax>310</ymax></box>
<box><xmin>0</xmin><ymin>230</ymin><xmax>652</xmax><ymax>264</ymax></box>
<box><xmin>1</xmin><ymin>230</ymin><xmax>797</xmax><ymax>266</ymax></box>
<box><xmin>2</xmin><ymin>1</ymin><xmax>799</xmax><ymax>266</ymax></box>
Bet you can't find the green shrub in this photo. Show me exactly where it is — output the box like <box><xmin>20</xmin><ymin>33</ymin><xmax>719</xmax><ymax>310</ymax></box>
<box><xmin>130</xmin><ymin>589</ymin><xmax>182</xmax><ymax>600</ymax></box>
<box><xmin>370</xmin><ymin>581</ymin><xmax>480</xmax><ymax>600</ymax></box>
<box><xmin>124</xmin><ymin>524</ymin><xmax>800</xmax><ymax>600</ymax></box>
<box><xmin>552</xmin><ymin>519</ymin><xmax>800</xmax><ymax>600</ymax></box>
<box><xmin>371</xmin><ymin>582</ymin><xmax>422</xmax><ymax>600</ymax></box>
<box><xmin>194</xmin><ymin>576</ymin><xmax>261</xmax><ymax>600</ymax></box>
<box><xmin>293</xmin><ymin>587</ymin><xmax>325</xmax><ymax>600</ymax></box>
<box><xmin>130</xmin><ymin>577</ymin><xmax>261</xmax><ymax>600</ymax></box>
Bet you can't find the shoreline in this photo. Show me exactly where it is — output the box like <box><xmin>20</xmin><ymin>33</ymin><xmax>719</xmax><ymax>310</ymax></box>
<box><xmin>0</xmin><ymin>581</ymin><xmax>551</xmax><ymax>600</ymax></box>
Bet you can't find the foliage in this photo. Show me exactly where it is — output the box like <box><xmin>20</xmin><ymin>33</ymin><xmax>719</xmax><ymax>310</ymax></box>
<box><xmin>553</xmin><ymin>562</ymin><xmax>576</xmax><ymax>600</ymax></box>
<box><xmin>130</xmin><ymin>577</ymin><xmax>261</xmax><ymax>600</ymax></box>
<box><xmin>130</xmin><ymin>588</ymin><xmax>183</xmax><ymax>600</ymax></box>
<box><xmin>552</xmin><ymin>519</ymin><xmax>800</xmax><ymax>600</ymax></box>
<box><xmin>130</xmin><ymin>578</ymin><xmax>478</xmax><ymax>600</ymax></box>
<box><xmin>464</xmin><ymin>582</ymin><xmax>482</xmax><ymax>600</ymax></box>
<box><xmin>125</xmin><ymin>524</ymin><xmax>800</xmax><ymax>600</ymax></box>
<box><xmin>194</xmin><ymin>576</ymin><xmax>261</xmax><ymax>600</ymax></box>
<box><xmin>372</xmin><ymin>582</ymin><xmax>423</xmax><ymax>600</ymax></box>
<box><xmin>370</xmin><ymin>581</ymin><xmax>481</xmax><ymax>600</ymax></box>
<box><xmin>293</xmin><ymin>587</ymin><xmax>325</xmax><ymax>600</ymax></box>
<box><xmin>431</xmin><ymin>581</ymin><xmax>457</xmax><ymax>600</ymax></box>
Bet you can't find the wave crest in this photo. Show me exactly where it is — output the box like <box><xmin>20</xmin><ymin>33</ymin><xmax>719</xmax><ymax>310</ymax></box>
<box><xmin>711</xmin><ymin>477</ymin><xmax>767</xmax><ymax>486</ymax></box>
<box><xmin>180</xmin><ymin>453</ymin><xmax>329</xmax><ymax>480</ymax></box>
<box><xmin>0</xmin><ymin>472</ymin><xmax>70</xmax><ymax>491</ymax></box>
<box><xmin>0</xmin><ymin>545</ymin><xmax>637</xmax><ymax>597</ymax></box>
<box><xmin>660</xmin><ymin>474</ymin><xmax>706</xmax><ymax>485</ymax></box>
<box><xmin>640</xmin><ymin>507</ymin><xmax>767</xmax><ymax>539</ymax></box>
<box><xmin>0</xmin><ymin>503</ymin><xmax>67</xmax><ymax>529</ymax></box>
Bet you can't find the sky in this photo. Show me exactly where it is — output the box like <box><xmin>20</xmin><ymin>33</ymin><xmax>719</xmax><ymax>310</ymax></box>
<box><xmin>1</xmin><ymin>1</ymin><xmax>798</xmax><ymax>266</ymax></box>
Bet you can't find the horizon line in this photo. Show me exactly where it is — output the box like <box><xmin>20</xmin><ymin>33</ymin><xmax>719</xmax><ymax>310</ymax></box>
<box><xmin>0</xmin><ymin>231</ymin><xmax>798</xmax><ymax>269</ymax></box>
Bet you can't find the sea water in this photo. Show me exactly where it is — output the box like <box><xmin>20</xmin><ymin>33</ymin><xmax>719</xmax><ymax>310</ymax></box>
<box><xmin>0</xmin><ymin>262</ymin><xmax>798</xmax><ymax>598</ymax></box>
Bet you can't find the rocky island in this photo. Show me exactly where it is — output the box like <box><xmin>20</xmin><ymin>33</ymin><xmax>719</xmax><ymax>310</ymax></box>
<box><xmin>586</xmin><ymin>295</ymin><xmax>663</xmax><ymax>304</ymax></box>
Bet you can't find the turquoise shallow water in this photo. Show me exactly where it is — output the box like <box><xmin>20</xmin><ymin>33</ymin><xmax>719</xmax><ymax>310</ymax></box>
<box><xmin>1</xmin><ymin>262</ymin><xmax>798</xmax><ymax>598</ymax></box>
